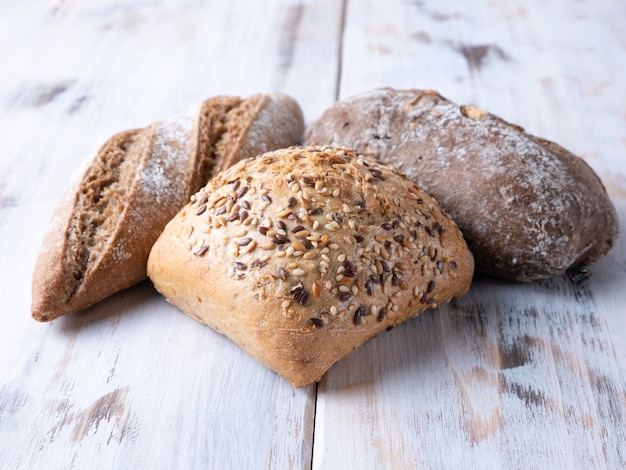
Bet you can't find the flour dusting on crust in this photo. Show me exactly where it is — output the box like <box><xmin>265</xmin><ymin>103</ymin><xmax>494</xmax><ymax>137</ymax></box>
<box><xmin>304</xmin><ymin>88</ymin><xmax>618</xmax><ymax>281</ymax></box>
<box><xmin>142</xmin><ymin>107</ymin><xmax>197</xmax><ymax>206</ymax></box>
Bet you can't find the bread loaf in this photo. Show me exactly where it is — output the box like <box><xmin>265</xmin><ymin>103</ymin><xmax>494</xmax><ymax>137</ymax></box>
<box><xmin>303</xmin><ymin>88</ymin><xmax>618</xmax><ymax>282</ymax></box>
<box><xmin>32</xmin><ymin>93</ymin><xmax>304</xmax><ymax>322</ymax></box>
<box><xmin>147</xmin><ymin>146</ymin><xmax>474</xmax><ymax>386</ymax></box>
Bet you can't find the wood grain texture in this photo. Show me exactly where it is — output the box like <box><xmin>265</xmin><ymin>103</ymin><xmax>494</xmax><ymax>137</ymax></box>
<box><xmin>0</xmin><ymin>0</ymin><xmax>341</xmax><ymax>468</ymax></box>
<box><xmin>313</xmin><ymin>0</ymin><xmax>626</xmax><ymax>468</ymax></box>
<box><xmin>1</xmin><ymin>0</ymin><xmax>625</xmax><ymax>469</ymax></box>
<box><xmin>315</xmin><ymin>276</ymin><xmax>626</xmax><ymax>468</ymax></box>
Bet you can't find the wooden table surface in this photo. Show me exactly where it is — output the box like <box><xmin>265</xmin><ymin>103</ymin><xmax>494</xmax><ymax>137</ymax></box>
<box><xmin>1</xmin><ymin>0</ymin><xmax>625</xmax><ymax>468</ymax></box>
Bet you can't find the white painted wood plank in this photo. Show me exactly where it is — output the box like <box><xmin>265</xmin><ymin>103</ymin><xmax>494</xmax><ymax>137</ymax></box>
<box><xmin>3</xmin><ymin>0</ymin><xmax>625</xmax><ymax>468</ymax></box>
<box><xmin>1</xmin><ymin>285</ymin><xmax>317</xmax><ymax>469</ymax></box>
<box><xmin>0</xmin><ymin>0</ymin><xmax>342</xmax><ymax>468</ymax></box>
<box><xmin>314</xmin><ymin>0</ymin><xmax>626</xmax><ymax>468</ymax></box>
<box><xmin>337</xmin><ymin>0</ymin><xmax>626</xmax><ymax>177</ymax></box>
<box><xmin>315</xmin><ymin>275</ymin><xmax>626</xmax><ymax>468</ymax></box>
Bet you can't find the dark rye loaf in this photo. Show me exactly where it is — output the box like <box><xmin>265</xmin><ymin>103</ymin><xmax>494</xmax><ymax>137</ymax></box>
<box><xmin>304</xmin><ymin>88</ymin><xmax>618</xmax><ymax>282</ymax></box>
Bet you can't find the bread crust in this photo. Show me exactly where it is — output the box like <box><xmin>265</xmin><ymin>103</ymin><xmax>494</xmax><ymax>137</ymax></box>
<box><xmin>32</xmin><ymin>93</ymin><xmax>304</xmax><ymax>321</ymax></box>
<box><xmin>303</xmin><ymin>88</ymin><xmax>619</xmax><ymax>281</ymax></box>
<box><xmin>147</xmin><ymin>146</ymin><xmax>474</xmax><ymax>386</ymax></box>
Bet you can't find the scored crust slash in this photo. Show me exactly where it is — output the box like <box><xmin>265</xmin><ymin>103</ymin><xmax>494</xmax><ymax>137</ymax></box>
<box><xmin>31</xmin><ymin>93</ymin><xmax>304</xmax><ymax>321</ymax></box>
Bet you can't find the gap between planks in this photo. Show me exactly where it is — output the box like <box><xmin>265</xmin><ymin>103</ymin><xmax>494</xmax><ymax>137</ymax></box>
<box><xmin>334</xmin><ymin>0</ymin><xmax>349</xmax><ymax>102</ymax></box>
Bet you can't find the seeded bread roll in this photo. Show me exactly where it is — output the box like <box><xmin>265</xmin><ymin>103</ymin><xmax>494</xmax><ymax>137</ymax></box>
<box><xmin>32</xmin><ymin>93</ymin><xmax>304</xmax><ymax>322</ymax></box>
<box><xmin>147</xmin><ymin>146</ymin><xmax>474</xmax><ymax>386</ymax></box>
<box><xmin>304</xmin><ymin>88</ymin><xmax>619</xmax><ymax>282</ymax></box>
